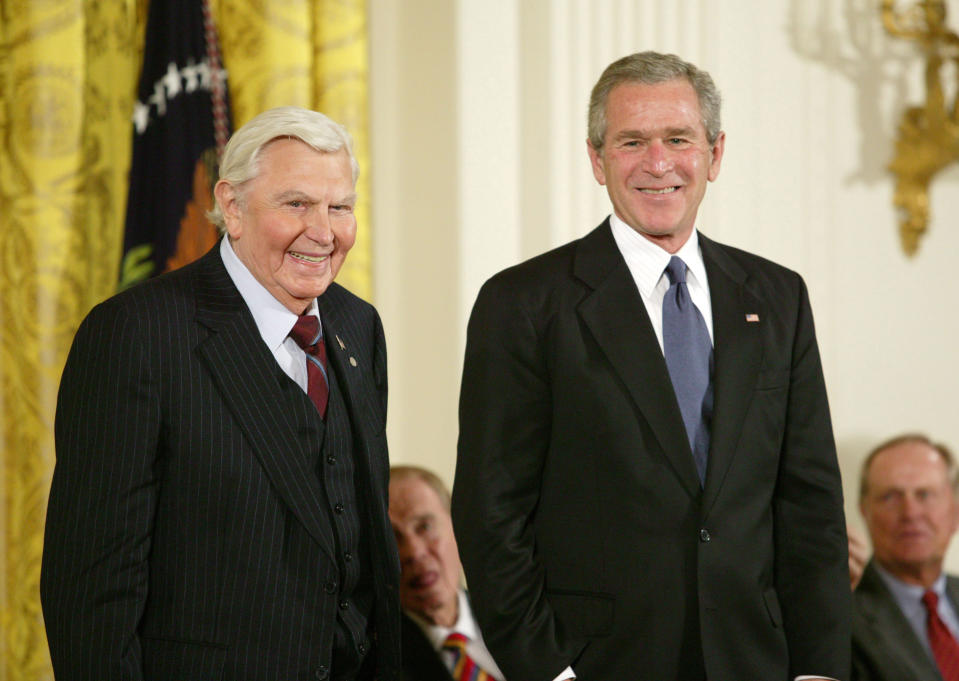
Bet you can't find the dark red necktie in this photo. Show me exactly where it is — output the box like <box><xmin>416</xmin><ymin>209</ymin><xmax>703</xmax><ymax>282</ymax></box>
<box><xmin>289</xmin><ymin>315</ymin><xmax>329</xmax><ymax>418</ymax></box>
<box><xmin>441</xmin><ymin>632</ymin><xmax>499</xmax><ymax>681</ymax></box>
<box><xmin>922</xmin><ymin>590</ymin><xmax>959</xmax><ymax>681</ymax></box>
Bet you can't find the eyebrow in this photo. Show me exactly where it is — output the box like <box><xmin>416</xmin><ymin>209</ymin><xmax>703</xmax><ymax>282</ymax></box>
<box><xmin>613</xmin><ymin>126</ymin><xmax>699</xmax><ymax>141</ymax></box>
<box><xmin>273</xmin><ymin>190</ymin><xmax>358</xmax><ymax>206</ymax></box>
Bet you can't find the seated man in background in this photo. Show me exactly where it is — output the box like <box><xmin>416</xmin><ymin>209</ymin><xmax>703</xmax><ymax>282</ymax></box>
<box><xmin>853</xmin><ymin>434</ymin><xmax>959</xmax><ymax>681</ymax></box>
<box><xmin>389</xmin><ymin>466</ymin><xmax>504</xmax><ymax>681</ymax></box>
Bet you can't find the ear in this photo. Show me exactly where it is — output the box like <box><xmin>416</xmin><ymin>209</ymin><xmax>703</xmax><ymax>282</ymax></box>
<box><xmin>707</xmin><ymin>131</ymin><xmax>726</xmax><ymax>182</ymax></box>
<box><xmin>587</xmin><ymin>139</ymin><xmax>607</xmax><ymax>186</ymax></box>
<box><xmin>214</xmin><ymin>180</ymin><xmax>243</xmax><ymax>238</ymax></box>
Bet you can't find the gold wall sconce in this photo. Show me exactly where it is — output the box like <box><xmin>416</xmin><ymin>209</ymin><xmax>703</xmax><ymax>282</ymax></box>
<box><xmin>881</xmin><ymin>0</ymin><xmax>959</xmax><ymax>256</ymax></box>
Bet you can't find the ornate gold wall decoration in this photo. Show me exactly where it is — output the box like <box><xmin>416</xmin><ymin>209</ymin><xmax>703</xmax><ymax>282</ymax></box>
<box><xmin>881</xmin><ymin>0</ymin><xmax>959</xmax><ymax>256</ymax></box>
<box><xmin>0</xmin><ymin>1</ymin><xmax>369</xmax><ymax>679</ymax></box>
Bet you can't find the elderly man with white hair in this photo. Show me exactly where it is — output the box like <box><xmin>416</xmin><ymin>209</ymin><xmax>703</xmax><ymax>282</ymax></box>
<box><xmin>42</xmin><ymin>107</ymin><xmax>400</xmax><ymax>681</ymax></box>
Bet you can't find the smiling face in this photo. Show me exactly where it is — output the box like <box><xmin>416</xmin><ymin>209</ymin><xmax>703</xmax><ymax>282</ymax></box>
<box><xmin>215</xmin><ymin>138</ymin><xmax>357</xmax><ymax>313</ymax></box>
<box><xmin>388</xmin><ymin>475</ymin><xmax>462</xmax><ymax>628</ymax></box>
<box><xmin>588</xmin><ymin>78</ymin><xmax>725</xmax><ymax>253</ymax></box>
<box><xmin>861</xmin><ymin>441</ymin><xmax>959</xmax><ymax>587</ymax></box>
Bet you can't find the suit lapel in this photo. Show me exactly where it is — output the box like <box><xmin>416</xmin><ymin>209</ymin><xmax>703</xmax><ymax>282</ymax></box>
<box><xmin>401</xmin><ymin>613</ymin><xmax>455</xmax><ymax>681</ymax></box>
<box><xmin>698</xmin><ymin>235</ymin><xmax>763</xmax><ymax>513</ymax></box>
<box><xmin>574</xmin><ymin>222</ymin><xmax>701</xmax><ymax>498</ymax></box>
<box><xmin>316</xmin><ymin>290</ymin><xmax>381</xmax><ymax>478</ymax></box>
<box><xmin>192</xmin><ymin>246</ymin><xmax>337</xmax><ymax>563</ymax></box>
<box><xmin>947</xmin><ymin>575</ymin><xmax>959</xmax><ymax>613</ymax></box>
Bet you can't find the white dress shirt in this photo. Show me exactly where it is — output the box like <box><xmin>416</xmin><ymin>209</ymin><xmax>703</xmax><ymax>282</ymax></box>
<box><xmin>608</xmin><ymin>213</ymin><xmax>714</xmax><ymax>350</ymax></box>
<box><xmin>407</xmin><ymin>590</ymin><xmax>505</xmax><ymax>680</ymax></box>
<box><xmin>219</xmin><ymin>237</ymin><xmax>319</xmax><ymax>391</ymax></box>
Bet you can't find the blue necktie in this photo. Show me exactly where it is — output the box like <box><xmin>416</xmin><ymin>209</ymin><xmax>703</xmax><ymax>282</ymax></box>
<box><xmin>662</xmin><ymin>256</ymin><xmax>713</xmax><ymax>484</ymax></box>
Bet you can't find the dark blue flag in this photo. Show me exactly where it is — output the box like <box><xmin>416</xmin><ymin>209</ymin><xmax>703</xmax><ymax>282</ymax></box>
<box><xmin>120</xmin><ymin>0</ymin><xmax>231</xmax><ymax>289</ymax></box>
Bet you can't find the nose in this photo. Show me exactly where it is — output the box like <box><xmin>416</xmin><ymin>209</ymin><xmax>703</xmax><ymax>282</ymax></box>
<box><xmin>398</xmin><ymin>533</ymin><xmax>428</xmax><ymax>565</ymax></box>
<box><xmin>305</xmin><ymin>207</ymin><xmax>334</xmax><ymax>245</ymax></box>
<box><xmin>641</xmin><ymin>140</ymin><xmax>672</xmax><ymax>176</ymax></box>
<box><xmin>900</xmin><ymin>494</ymin><xmax>923</xmax><ymax>518</ymax></box>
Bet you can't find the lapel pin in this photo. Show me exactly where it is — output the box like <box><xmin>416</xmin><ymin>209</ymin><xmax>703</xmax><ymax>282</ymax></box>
<box><xmin>349</xmin><ymin>357</ymin><xmax>357</xmax><ymax>367</ymax></box>
<box><xmin>336</xmin><ymin>335</ymin><xmax>346</xmax><ymax>350</ymax></box>
<box><xmin>745</xmin><ymin>313</ymin><xmax>760</xmax><ymax>323</ymax></box>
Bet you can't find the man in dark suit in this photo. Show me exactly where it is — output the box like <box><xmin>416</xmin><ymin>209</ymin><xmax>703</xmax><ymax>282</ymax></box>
<box><xmin>41</xmin><ymin>107</ymin><xmax>400</xmax><ymax>681</ymax></box>
<box><xmin>852</xmin><ymin>434</ymin><xmax>959</xmax><ymax>681</ymax></box>
<box><xmin>388</xmin><ymin>465</ymin><xmax>504</xmax><ymax>681</ymax></box>
<box><xmin>452</xmin><ymin>51</ymin><xmax>849</xmax><ymax>681</ymax></box>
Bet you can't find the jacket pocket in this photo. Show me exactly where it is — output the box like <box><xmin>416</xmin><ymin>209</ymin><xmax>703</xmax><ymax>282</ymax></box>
<box><xmin>141</xmin><ymin>635</ymin><xmax>228</xmax><ymax>679</ymax></box>
<box><xmin>547</xmin><ymin>589</ymin><xmax>615</xmax><ymax>638</ymax></box>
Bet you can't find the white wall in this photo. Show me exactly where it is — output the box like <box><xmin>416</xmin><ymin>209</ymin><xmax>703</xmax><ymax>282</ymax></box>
<box><xmin>370</xmin><ymin>0</ymin><xmax>959</xmax><ymax>566</ymax></box>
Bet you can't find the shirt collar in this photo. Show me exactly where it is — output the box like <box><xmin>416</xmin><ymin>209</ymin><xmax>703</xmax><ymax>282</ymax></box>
<box><xmin>874</xmin><ymin>560</ymin><xmax>948</xmax><ymax>611</ymax></box>
<box><xmin>219</xmin><ymin>237</ymin><xmax>319</xmax><ymax>351</ymax></box>
<box><xmin>409</xmin><ymin>590</ymin><xmax>479</xmax><ymax>651</ymax></box>
<box><xmin>608</xmin><ymin>213</ymin><xmax>708</xmax><ymax>294</ymax></box>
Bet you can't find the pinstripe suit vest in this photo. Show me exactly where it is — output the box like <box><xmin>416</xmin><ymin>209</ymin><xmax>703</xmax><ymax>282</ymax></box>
<box><xmin>315</xmin><ymin>360</ymin><xmax>374</xmax><ymax>674</ymax></box>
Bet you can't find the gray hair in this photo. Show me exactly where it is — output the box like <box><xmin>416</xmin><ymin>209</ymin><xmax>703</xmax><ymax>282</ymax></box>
<box><xmin>859</xmin><ymin>433</ymin><xmax>959</xmax><ymax>502</ymax></box>
<box><xmin>588</xmin><ymin>51</ymin><xmax>723</xmax><ymax>151</ymax></box>
<box><xmin>209</xmin><ymin>106</ymin><xmax>359</xmax><ymax>231</ymax></box>
<box><xmin>390</xmin><ymin>465</ymin><xmax>452</xmax><ymax>512</ymax></box>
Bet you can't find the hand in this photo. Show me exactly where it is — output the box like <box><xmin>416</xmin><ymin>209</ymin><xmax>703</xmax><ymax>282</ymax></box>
<box><xmin>848</xmin><ymin>527</ymin><xmax>869</xmax><ymax>591</ymax></box>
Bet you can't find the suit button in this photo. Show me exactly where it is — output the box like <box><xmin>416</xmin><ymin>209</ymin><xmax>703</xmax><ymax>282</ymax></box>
<box><xmin>700</xmin><ymin>528</ymin><xmax>711</xmax><ymax>542</ymax></box>
<box><xmin>344</xmin><ymin>551</ymin><xmax>353</xmax><ymax>562</ymax></box>
<box><xmin>324</xmin><ymin>580</ymin><xmax>337</xmax><ymax>594</ymax></box>
<box><xmin>327</xmin><ymin>455</ymin><xmax>337</xmax><ymax>465</ymax></box>
<box><xmin>358</xmin><ymin>643</ymin><xmax>367</xmax><ymax>655</ymax></box>
<box><xmin>315</xmin><ymin>665</ymin><xmax>329</xmax><ymax>679</ymax></box>
<box><xmin>334</xmin><ymin>503</ymin><xmax>344</xmax><ymax>514</ymax></box>
<box><xmin>339</xmin><ymin>600</ymin><xmax>349</xmax><ymax>611</ymax></box>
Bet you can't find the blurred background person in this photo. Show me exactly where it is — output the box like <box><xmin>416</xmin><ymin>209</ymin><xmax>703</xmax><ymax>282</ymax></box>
<box><xmin>853</xmin><ymin>434</ymin><xmax>959</xmax><ymax>681</ymax></box>
<box><xmin>389</xmin><ymin>466</ymin><xmax>504</xmax><ymax>681</ymax></box>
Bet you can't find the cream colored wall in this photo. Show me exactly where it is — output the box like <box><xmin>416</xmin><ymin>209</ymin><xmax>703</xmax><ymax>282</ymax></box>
<box><xmin>370</xmin><ymin>0</ymin><xmax>959</xmax><ymax>567</ymax></box>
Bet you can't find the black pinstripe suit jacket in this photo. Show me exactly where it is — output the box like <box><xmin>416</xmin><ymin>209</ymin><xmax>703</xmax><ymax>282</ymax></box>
<box><xmin>41</xmin><ymin>244</ymin><xmax>401</xmax><ymax>681</ymax></box>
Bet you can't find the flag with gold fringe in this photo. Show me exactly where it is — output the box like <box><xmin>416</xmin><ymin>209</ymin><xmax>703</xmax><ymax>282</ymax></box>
<box><xmin>120</xmin><ymin>0</ymin><xmax>231</xmax><ymax>288</ymax></box>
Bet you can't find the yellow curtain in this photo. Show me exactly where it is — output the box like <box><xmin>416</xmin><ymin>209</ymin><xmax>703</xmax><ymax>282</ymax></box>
<box><xmin>0</xmin><ymin>1</ymin><xmax>369</xmax><ymax>678</ymax></box>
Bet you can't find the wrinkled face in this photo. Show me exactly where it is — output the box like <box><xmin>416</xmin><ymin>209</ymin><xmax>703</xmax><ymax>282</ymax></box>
<box><xmin>388</xmin><ymin>476</ymin><xmax>462</xmax><ymax>626</ymax></box>
<box><xmin>216</xmin><ymin>138</ymin><xmax>357</xmax><ymax>313</ymax></box>
<box><xmin>588</xmin><ymin>79</ymin><xmax>724</xmax><ymax>253</ymax></box>
<box><xmin>861</xmin><ymin>441</ymin><xmax>959</xmax><ymax>584</ymax></box>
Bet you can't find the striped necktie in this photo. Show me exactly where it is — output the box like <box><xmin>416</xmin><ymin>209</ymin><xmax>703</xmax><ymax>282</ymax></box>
<box><xmin>441</xmin><ymin>632</ymin><xmax>500</xmax><ymax>681</ymax></box>
<box><xmin>289</xmin><ymin>314</ymin><xmax>329</xmax><ymax>418</ymax></box>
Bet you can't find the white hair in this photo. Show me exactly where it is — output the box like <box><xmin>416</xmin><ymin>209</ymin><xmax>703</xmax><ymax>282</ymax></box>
<box><xmin>208</xmin><ymin>106</ymin><xmax>359</xmax><ymax>231</ymax></box>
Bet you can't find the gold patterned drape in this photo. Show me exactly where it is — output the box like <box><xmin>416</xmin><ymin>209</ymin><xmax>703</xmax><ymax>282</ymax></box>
<box><xmin>0</xmin><ymin>1</ymin><xmax>370</xmax><ymax>678</ymax></box>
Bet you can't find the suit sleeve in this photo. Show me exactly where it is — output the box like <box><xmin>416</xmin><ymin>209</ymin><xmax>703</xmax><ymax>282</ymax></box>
<box><xmin>452</xmin><ymin>278</ymin><xmax>578</xmax><ymax>681</ymax></box>
<box><xmin>774</xmin><ymin>277</ymin><xmax>851</xmax><ymax>680</ymax></box>
<box><xmin>41</xmin><ymin>301</ymin><xmax>159</xmax><ymax>680</ymax></box>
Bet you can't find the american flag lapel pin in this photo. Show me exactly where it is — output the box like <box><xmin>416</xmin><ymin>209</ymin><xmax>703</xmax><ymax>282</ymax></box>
<box><xmin>745</xmin><ymin>313</ymin><xmax>760</xmax><ymax>323</ymax></box>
